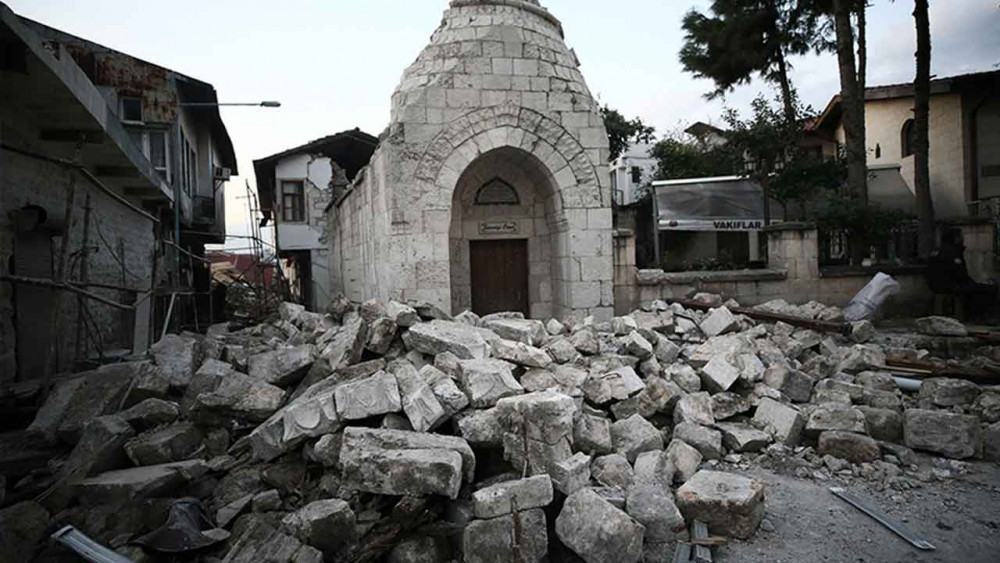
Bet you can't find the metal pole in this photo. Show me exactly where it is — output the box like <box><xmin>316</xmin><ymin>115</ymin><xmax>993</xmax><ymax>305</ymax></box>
<box><xmin>651</xmin><ymin>185</ymin><xmax>661</xmax><ymax>266</ymax></box>
<box><xmin>74</xmin><ymin>192</ymin><xmax>92</xmax><ymax>363</ymax></box>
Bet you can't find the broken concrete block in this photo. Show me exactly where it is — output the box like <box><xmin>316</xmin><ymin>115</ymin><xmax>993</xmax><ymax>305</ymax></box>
<box><xmin>253</xmin><ymin>489</ymin><xmax>282</xmax><ymax>512</ymax></box>
<box><xmin>674</xmin><ymin>391</ymin><xmax>715</xmax><ymax>426</ymax></box>
<box><xmin>700</xmin><ymin>355</ymin><xmax>740</xmax><ymax>393</ymax></box>
<box><xmin>319</xmin><ymin>314</ymin><xmax>368</xmax><ymax>371</ymax></box>
<box><xmin>985</xmin><ymin>422</ymin><xmax>1000</xmax><ymax>461</ymax></box>
<box><xmin>611</xmin><ymin>414</ymin><xmax>663</xmax><ymax>463</ymax></box>
<box><xmin>817</xmin><ymin>431</ymin><xmax>880</xmax><ymax>463</ymax></box>
<box><xmin>550</xmin><ymin>452</ymin><xmax>591</xmax><ymax>495</ymax></box>
<box><xmin>915</xmin><ymin>316</ymin><xmax>968</xmax><ymax>337</ymax></box>
<box><xmin>30</xmin><ymin>365</ymin><xmax>136</xmax><ymax>444</ymax></box>
<box><xmin>764</xmin><ymin>365</ymin><xmax>814</xmax><ymax>403</ymax></box>
<box><xmin>752</xmin><ymin>398</ymin><xmax>804</xmax><ymax>446</ymax></box>
<box><xmin>676</xmin><ymin>470</ymin><xmax>765</xmax><ymax>539</ymax></box>
<box><xmin>570</xmin><ymin>329</ymin><xmax>600</xmax><ymax>355</ymax></box>
<box><xmin>463</xmin><ymin>508</ymin><xmax>547</xmax><ymax>563</ymax></box>
<box><xmin>387</xmin><ymin>537</ymin><xmax>449</xmax><ymax>563</ymax></box>
<box><xmin>118</xmin><ymin>398</ymin><xmax>180</xmax><ymax>431</ymax></box>
<box><xmin>574</xmin><ymin>412</ymin><xmax>612</xmax><ymax>454</ymax></box>
<box><xmin>583</xmin><ymin>366</ymin><xmax>645</xmax><ymax>404</ymax></box>
<box><xmin>216</xmin><ymin>493</ymin><xmax>253</xmax><ymax>528</ymax></box>
<box><xmin>555</xmin><ymin>489</ymin><xmax>644</xmax><ymax>563</ymax></box>
<box><xmin>544</xmin><ymin>337</ymin><xmax>579</xmax><ymax>364</ymax></box>
<box><xmin>805</xmin><ymin>404</ymin><xmax>867</xmax><ymax>437</ymax></box>
<box><xmin>334</xmin><ymin>370</ymin><xmax>402</xmax><ymax>421</ymax></box>
<box><xmin>389</xmin><ymin>360</ymin><xmax>447</xmax><ymax>432</ymax></box>
<box><xmin>339</xmin><ymin>427</ymin><xmax>475</xmax><ymax>497</ymax></box>
<box><xmin>58</xmin><ymin>416</ymin><xmax>134</xmax><ymax>482</ymax></box>
<box><xmin>674</xmin><ymin>422</ymin><xmax>724</xmax><ymax>460</ymax></box>
<box><xmin>223</xmin><ymin>516</ymin><xmax>323</xmax><ymax>563</ymax></box>
<box><xmin>654</xmin><ymin>335</ymin><xmax>681</xmax><ymax>364</ymax></box>
<box><xmin>366</xmin><ymin>317</ymin><xmax>399</xmax><ymax>355</ymax></box>
<box><xmin>850</xmin><ymin>320</ymin><xmax>876</xmax><ymax>343</ymax></box>
<box><xmin>611</xmin><ymin>376</ymin><xmax>683</xmax><ymax>421</ymax></box>
<box><xmin>496</xmin><ymin>390</ymin><xmax>576</xmax><ymax>475</ymax></box>
<box><xmin>453</xmin><ymin>408</ymin><xmax>503</xmax><ymax>447</ymax></box>
<box><xmin>419</xmin><ymin>365</ymin><xmax>469</xmax><ymax>417</ymax></box>
<box><xmin>122</xmin><ymin>362</ymin><xmax>171</xmax><ymax>407</ymax></box>
<box><xmin>623</xmin><ymin>331</ymin><xmax>654</xmax><ymax>360</ymax></box>
<box><xmin>546</xmin><ymin>318</ymin><xmax>567</xmax><ymax>336</ymax></box>
<box><xmin>492</xmin><ymin>338</ymin><xmax>553</xmax><ymax>368</ymax></box>
<box><xmin>716</xmin><ymin>422</ymin><xmax>772</xmax><ymax>453</ymax></box>
<box><xmin>857</xmin><ymin>406</ymin><xmax>903</xmax><ymax>443</ymax></box>
<box><xmin>666</xmin><ymin>438</ymin><xmax>703</xmax><ymax>484</ymax></box>
<box><xmin>0</xmin><ymin>501</ymin><xmax>50</xmax><ymax>563</ymax></box>
<box><xmin>700</xmin><ymin>306</ymin><xmax>738</xmax><ymax>337</ymax></box>
<box><xmin>837</xmin><ymin>345</ymin><xmax>887</xmax><ymax>373</ymax></box>
<box><xmin>711</xmin><ymin>392</ymin><xmax>751</xmax><ymax>421</ymax></box>
<box><xmin>918</xmin><ymin>378</ymin><xmax>981</xmax><ymax>407</ymax></box>
<box><xmin>814</xmin><ymin>378</ymin><xmax>864</xmax><ymax>402</ymax></box>
<box><xmin>632</xmin><ymin>451</ymin><xmax>673</xmax><ymax>490</ymax></box>
<box><xmin>483</xmin><ymin>318</ymin><xmax>546</xmax><ymax>346</ymax></box>
<box><xmin>124</xmin><ymin>422</ymin><xmax>203</xmax><ymax>466</ymax></box>
<box><xmin>281</xmin><ymin>499</ymin><xmax>357</xmax><ymax>559</ymax></box>
<box><xmin>249</xmin><ymin>383</ymin><xmax>339</xmax><ymax>462</ymax></box>
<box><xmin>189</xmin><ymin>370</ymin><xmax>285</xmax><ymax>426</ymax></box>
<box><xmin>74</xmin><ymin>459</ymin><xmax>208</xmax><ymax>505</ymax></box>
<box><xmin>248</xmin><ymin>345</ymin><xmax>314</xmax><ymax>388</ymax></box>
<box><xmin>387</xmin><ymin>301</ymin><xmax>419</xmax><ymax>328</ymax></box>
<box><xmin>855</xmin><ymin>370</ymin><xmax>897</xmax><ymax>391</ymax></box>
<box><xmin>904</xmin><ymin>409</ymin><xmax>981</xmax><ymax>459</ymax></box>
<box><xmin>458</xmin><ymin>359</ymin><xmax>524</xmax><ymax>408</ymax></box>
<box><xmin>972</xmin><ymin>392</ymin><xmax>1000</xmax><ymax>423</ymax></box>
<box><xmin>473</xmin><ymin>475</ymin><xmax>553</xmax><ymax>519</ymax></box>
<box><xmin>668</xmin><ymin>364</ymin><xmax>702</xmax><ymax>393</ymax></box>
<box><xmin>592</xmin><ymin>453</ymin><xmax>634</xmax><ymax>489</ymax></box>
<box><xmin>626</xmin><ymin>484</ymin><xmax>685</xmax><ymax>542</ymax></box>
<box><xmin>613</xmin><ymin>315</ymin><xmax>639</xmax><ymax>336</ymax></box>
<box><xmin>151</xmin><ymin>334</ymin><xmax>200</xmax><ymax>389</ymax></box>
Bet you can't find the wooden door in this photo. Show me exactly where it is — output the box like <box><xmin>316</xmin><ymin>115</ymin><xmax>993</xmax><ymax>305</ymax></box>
<box><xmin>470</xmin><ymin>239</ymin><xmax>529</xmax><ymax>317</ymax></box>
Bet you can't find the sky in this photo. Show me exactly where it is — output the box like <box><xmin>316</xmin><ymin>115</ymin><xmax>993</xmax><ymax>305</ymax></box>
<box><xmin>7</xmin><ymin>0</ymin><xmax>999</xmax><ymax>251</ymax></box>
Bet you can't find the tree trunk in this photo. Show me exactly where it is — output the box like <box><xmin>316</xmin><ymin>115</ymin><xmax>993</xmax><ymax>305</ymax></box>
<box><xmin>914</xmin><ymin>0</ymin><xmax>935</xmax><ymax>256</ymax></box>
<box><xmin>833</xmin><ymin>0</ymin><xmax>868</xmax><ymax>201</ymax></box>
<box><xmin>760</xmin><ymin>171</ymin><xmax>773</xmax><ymax>227</ymax></box>
<box><xmin>774</xmin><ymin>49</ymin><xmax>798</xmax><ymax>124</ymax></box>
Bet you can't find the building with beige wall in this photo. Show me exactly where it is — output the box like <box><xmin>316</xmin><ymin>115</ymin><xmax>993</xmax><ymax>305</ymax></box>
<box><xmin>814</xmin><ymin>70</ymin><xmax>1000</xmax><ymax>220</ymax></box>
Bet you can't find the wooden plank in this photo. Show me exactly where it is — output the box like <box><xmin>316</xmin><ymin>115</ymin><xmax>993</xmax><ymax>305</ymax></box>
<box><xmin>692</xmin><ymin>520</ymin><xmax>713</xmax><ymax>563</ymax></box>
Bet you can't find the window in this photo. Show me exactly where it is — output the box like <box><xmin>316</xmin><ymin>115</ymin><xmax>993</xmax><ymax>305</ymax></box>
<box><xmin>149</xmin><ymin>131</ymin><xmax>168</xmax><ymax>178</ymax></box>
<box><xmin>125</xmin><ymin>127</ymin><xmax>170</xmax><ymax>181</ymax></box>
<box><xmin>631</xmin><ymin>166</ymin><xmax>642</xmax><ymax>184</ymax></box>
<box><xmin>475</xmin><ymin>178</ymin><xmax>519</xmax><ymax>206</ymax></box>
<box><xmin>901</xmin><ymin>119</ymin><xmax>915</xmax><ymax>157</ymax></box>
<box><xmin>120</xmin><ymin>96</ymin><xmax>143</xmax><ymax>123</ymax></box>
<box><xmin>282</xmin><ymin>181</ymin><xmax>305</xmax><ymax>222</ymax></box>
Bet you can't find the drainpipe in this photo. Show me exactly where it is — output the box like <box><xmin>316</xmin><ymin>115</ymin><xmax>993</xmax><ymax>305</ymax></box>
<box><xmin>174</xmin><ymin>120</ymin><xmax>182</xmax><ymax>288</ymax></box>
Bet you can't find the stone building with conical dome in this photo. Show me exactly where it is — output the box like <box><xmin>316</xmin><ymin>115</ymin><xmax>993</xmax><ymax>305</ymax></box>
<box><xmin>328</xmin><ymin>0</ymin><xmax>612</xmax><ymax>321</ymax></box>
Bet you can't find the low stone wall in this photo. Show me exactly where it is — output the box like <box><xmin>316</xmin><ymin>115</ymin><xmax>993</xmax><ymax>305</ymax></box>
<box><xmin>628</xmin><ymin>224</ymin><xmax>947</xmax><ymax>317</ymax></box>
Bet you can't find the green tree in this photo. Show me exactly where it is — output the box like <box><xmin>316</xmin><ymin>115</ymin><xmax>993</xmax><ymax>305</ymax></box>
<box><xmin>600</xmin><ymin>105</ymin><xmax>656</xmax><ymax>162</ymax></box>
<box><xmin>723</xmin><ymin>93</ymin><xmax>847</xmax><ymax>222</ymax></box>
<box><xmin>650</xmin><ymin>135</ymin><xmax>736</xmax><ymax>181</ymax></box>
<box><xmin>679</xmin><ymin>0</ymin><xmax>832</xmax><ymax>123</ymax></box>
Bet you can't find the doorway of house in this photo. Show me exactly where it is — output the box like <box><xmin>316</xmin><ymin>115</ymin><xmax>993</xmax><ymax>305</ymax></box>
<box><xmin>469</xmin><ymin>239</ymin><xmax>529</xmax><ymax>316</ymax></box>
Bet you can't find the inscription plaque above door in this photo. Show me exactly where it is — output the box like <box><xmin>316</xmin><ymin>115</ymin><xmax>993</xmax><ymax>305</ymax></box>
<box><xmin>478</xmin><ymin>221</ymin><xmax>519</xmax><ymax>235</ymax></box>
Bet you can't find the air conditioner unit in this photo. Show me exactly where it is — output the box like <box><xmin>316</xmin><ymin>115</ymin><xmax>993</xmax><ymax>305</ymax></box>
<box><xmin>213</xmin><ymin>166</ymin><xmax>232</xmax><ymax>181</ymax></box>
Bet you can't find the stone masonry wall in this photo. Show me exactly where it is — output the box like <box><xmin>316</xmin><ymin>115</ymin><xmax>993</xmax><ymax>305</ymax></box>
<box><xmin>1</xmin><ymin>148</ymin><xmax>156</xmax><ymax>381</ymax></box>
<box><xmin>329</xmin><ymin>0</ymin><xmax>613</xmax><ymax>321</ymax></box>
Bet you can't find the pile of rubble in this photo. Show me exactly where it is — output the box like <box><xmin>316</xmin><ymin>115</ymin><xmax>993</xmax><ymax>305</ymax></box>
<box><xmin>1</xmin><ymin>294</ymin><xmax>999</xmax><ymax>562</ymax></box>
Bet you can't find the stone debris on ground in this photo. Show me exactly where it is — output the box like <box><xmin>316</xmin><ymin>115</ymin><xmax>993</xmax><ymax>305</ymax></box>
<box><xmin>2</xmin><ymin>296</ymin><xmax>999</xmax><ymax>562</ymax></box>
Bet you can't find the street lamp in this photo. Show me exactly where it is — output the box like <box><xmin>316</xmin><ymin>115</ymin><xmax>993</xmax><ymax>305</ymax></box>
<box><xmin>179</xmin><ymin>101</ymin><xmax>281</xmax><ymax>107</ymax></box>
